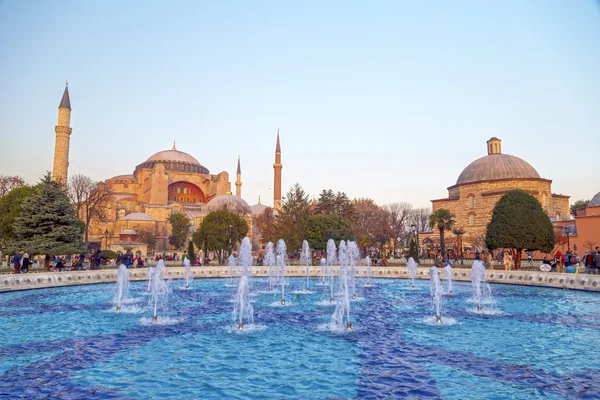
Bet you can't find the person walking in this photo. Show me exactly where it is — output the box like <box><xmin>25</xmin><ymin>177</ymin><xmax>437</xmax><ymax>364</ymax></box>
<box><xmin>12</xmin><ymin>250</ymin><xmax>23</xmax><ymax>274</ymax></box>
<box><xmin>503</xmin><ymin>251</ymin><xmax>512</xmax><ymax>271</ymax></box>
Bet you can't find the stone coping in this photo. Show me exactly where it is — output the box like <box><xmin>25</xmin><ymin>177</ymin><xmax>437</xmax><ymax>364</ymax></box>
<box><xmin>0</xmin><ymin>266</ymin><xmax>598</xmax><ymax>293</ymax></box>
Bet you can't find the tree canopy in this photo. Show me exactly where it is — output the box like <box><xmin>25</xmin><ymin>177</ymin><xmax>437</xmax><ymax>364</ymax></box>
<box><xmin>351</xmin><ymin>198</ymin><xmax>388</xmax><ymax>251</ymax></box>
<box><xmin>486</xmin><ymin>190</ymin><xmax>555</xmax><ymax>266</ymax></box>
<box><xmin>0</xmin><ymin>175</ymin><xmax>26</xmax><ymax>197</ymax></box>
<box><xmin>305</xmin><ymin>213</ymin><xmax>353</xmax><ymax>250</ymax></box>
<box><xmin>167</xmin><ymin>212</ymin><xmax>190</xmax><ymax>249</ymax></box>
<box><xmin>570</xmin><ymin>199</ymin><xmax>590</xmax><ymax>217</ymax></box>
<box><xmin>0</xmin><ymin>185</ymin><xmax>37</xmax><ymax>251</ymax></box>
<box><xmin>6</xmin><ymin>173</ymin><xmax>85</xmax><ymax>255</ymax></box>
<box><xmin>192</xmin><ymin>210</ymin><xmax>248</xmax><ymax>264</ymax></box>
<box><xmin>253</xmin><ymin>207</ymin><xmax>277</xmax><ymax>244</ymax></box>
<box><xmin>67</xmin><ymin>174</ymin><xmax>112</xmax><ymax>243</ymax></box>
<box><xmin>314</xmin><ymin>189</ymin><xmax>354</xmax><ymax>219</ymax></box>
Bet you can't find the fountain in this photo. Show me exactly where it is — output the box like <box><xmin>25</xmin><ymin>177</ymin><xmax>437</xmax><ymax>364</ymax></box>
<box><xmin>184</xmin><ymin>257</ymin><xmax>193</xmax><ymax>289</ymax></box>
<box><xmin>348</xmin><ymin>241</ymin><xmax>359</xmax><ymax>299</ymax></box>
<box><xmin>365</xmin><ymin>256</ymin><xmax>373</xmax><ymax>286</ymax></box>
<box><xmin>300</xmin><ymin>240</ymin><xmax>311</xmax><ymax>292</ymax></box>
<box><xmin>227</xmin><ymin>255</ymin><xmax>236</xmax><ymax>287</ymax></box>
<box><xmin>443</xmin><ymin>260</ymin><xmax>453</xmax><ymax>294</ymax></box>
<box><xmin>264</xmin><ymin>242</ymin><xmax>276</xmax><ymax>292</ymax></box>
<box><xmin>407</xmin><ymin>257</ymin><xmax>418</xmax><ymax>288</ymax></box>
<box><xmin>319</xmin><ymin>257</ymin><xmax>327</xmax><ymax>285</ymax></box>
<box><xmin>276</xmin><ymin>239</ymin><xmax>287</xmax><ymax>305</ymax></box>
<box><xmin>470</xmin><ymin>260</ymin><xmax>494</xmax><ymax>312</ymax></box>
<box><xmin>326</xmin><ymin>239</ymin><xmax>337</xmax><ymax>303</ymax></box>
<box><xmin>429</xmin><ymin>265</ymin><xmax>443</xmax><ymax>323</ymax></box>
<box><xmin>146</xmin><ymin>264</ymin><xmax>155</xmax><ymax>294</ymax></box>
<box><xmin>331</xmin><ymin>240</ymin><xmax>352</xmax><ymax>331</ymax></box>
<box><xmin>114</xmin><ymin>263</ymin><xmax>130</xmax><ymax>311</ymax></box>
<box><xmin>149</xmin><ymin>260</ymin><xmax>169</xmax><ymax>322</ymax></box>
<box><xmin>233</xmin><ymin>237</ymin><xmax>254</xmax><ymax>330</ymax></box>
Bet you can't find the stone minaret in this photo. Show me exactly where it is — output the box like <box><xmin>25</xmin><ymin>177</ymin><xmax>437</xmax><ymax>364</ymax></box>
<box><xmin>52</xmin><ymin>83</ymin><xmax>72</xmax><ymax>186</ymax></box>
<box><xmin>273</xmin><ymin>129</ymin><xmax>282</xmax><ymax>211</ymax></box>
<box><xmin>235</xmin><ymin>155</ymin><xmax>242</xmax><ymax>198</ymax></box>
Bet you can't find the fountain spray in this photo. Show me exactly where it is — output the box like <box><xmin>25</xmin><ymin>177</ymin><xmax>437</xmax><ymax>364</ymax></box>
<box><xmin>429</xmin><ymin>265</ymin><xmax>444</xmax><ymax>323</ymax></box>
<box><xmin>115</xmin><ymin>263</ymin><xmax>130</xmax><ymax>311</ymax></box>
<box><xmin>407</xmin><ymin>257</ymin><xmax>418</xmax><ymax>288</ymax></box>
<box><xmin>233</xmin><ymin>237</ymin><xmax>254</xmax><ymax>330</ymax></box>
<box><xmin>301</xmin><ymin>240</ymin><xmax>311</xmax><ymax>292</ymax></box>
<box><xmin>276</xmin><ymin>239</ymin><xmax>287</xmax><ymax>305</ymax></box>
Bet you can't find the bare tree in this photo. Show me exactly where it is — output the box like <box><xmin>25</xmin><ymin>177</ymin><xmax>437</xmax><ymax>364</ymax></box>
<box><xmin>409</xmin><ymin>207</ymin><xmax>431</xmax><ymax>234</ymax></box>
<box><xmin>67</xmin><ymin>174</ymin><xmax>112</xmax><ymax>243</ymax></box>
<box><xmin>384</xmin><ymin>202</ymin><xmax>413</xmax><ymax>255</ymax></box>
<box><xmin>352</xmin><ymin>198</ymin><xmax>388</xmax><ymax>252</ymax></box>
<box><xmin>0</xmin><ymin>175</ymin><xmax>26</xmax><ymax>197</ymax></box>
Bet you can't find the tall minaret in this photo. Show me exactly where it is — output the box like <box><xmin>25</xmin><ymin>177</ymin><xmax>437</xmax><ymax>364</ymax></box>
<box><xmin>273</xmin><ymin>129</ymin><xmax>282</xmax><ymax>211</ymax></box>
<box><xmin>52</xmin><ymin>82</ymin><xmax>72</xmax><ymax>186</ymax></box>
<box><xmin>235</xmin><ymin>155</ymin><xmax>242</xmax><ymax>198</ymax></box>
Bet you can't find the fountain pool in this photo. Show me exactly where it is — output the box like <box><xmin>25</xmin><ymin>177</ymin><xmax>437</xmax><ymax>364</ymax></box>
<box><xmin>0</xmin><ymin>278</ymin><xmax>599</xmax><ymax>399</ymax></box>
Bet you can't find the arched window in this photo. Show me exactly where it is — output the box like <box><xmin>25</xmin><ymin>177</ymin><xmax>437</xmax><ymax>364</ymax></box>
<box><xmin>469</xmin><ymin>215</ymin><xmax>475</xmax><ymax>226</ymax></box>
<box><xmin>470</xmin><ymin>196</ymin><xmax>475</xmax><ymax>208</ymax></box>
<box><xmin>180</xmin><ymin>197</ymin><xmax>183</xmax><ymax>202</ymax></box>
<box><xmin>134</xmin><ymin>205</ymin><xmax>140</xmax><ymax>212</ymax></box>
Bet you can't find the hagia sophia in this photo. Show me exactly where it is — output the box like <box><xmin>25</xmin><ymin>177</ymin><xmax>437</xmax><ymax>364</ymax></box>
<box><xmin>51</xmin><ymin>84</ymin><xmax>598</xmax><ymax>256</ymax></box>
<box><xmin>51</xmin><ymin>84</ymin><xmax>280</xmax><ymax>255</ymax></box>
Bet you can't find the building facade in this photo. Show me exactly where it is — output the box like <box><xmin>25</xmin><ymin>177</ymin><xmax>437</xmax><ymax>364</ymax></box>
<box><xmin>427</xmin><ymin>138</ymin><xmax>570</xmax><ymax>251</ymax></box>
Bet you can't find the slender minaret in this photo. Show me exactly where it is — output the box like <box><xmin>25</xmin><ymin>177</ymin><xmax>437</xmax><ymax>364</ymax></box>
<box><xmin>52</xmin><ymin>82</ymin><xmax>72</xmax><ymax>186</ymax></box>
<box><xmin>273</xmin><ymin>129</ymin><xmax>282</xmax><ymax>211</ymax></box>
<box><xmin>235</xmin><ymin>155</ymin><xmax>242</xmax><ymax>198</ymax></box>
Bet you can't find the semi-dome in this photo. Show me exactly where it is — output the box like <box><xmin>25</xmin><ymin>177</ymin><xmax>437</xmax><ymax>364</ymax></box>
<box><xmin>456</xmin><ymin>138</ymin><xmax>540</xmax><ymax>185</ymax></box>
<box><xmin>200</xmin><ymin>194</ymin><xmax>251</xmax><ymax>215</ymax></box>
<box><xmin>121</xmin><ymin>229</ymin><xmax>136</xmax><ymax>235</ymax></box>
<box><xmin>122</xmin><ymin>212</ymin><xmax>155</xmax><ymax>221</ymax></box>
<box><xmin>589</xmin><ymin>191</ymin><xmax>600</xmax><ymax>207</ymax></box>
<box><xmin>146</xmin><ymin>150</ymin><xmax>201</xmax><ymax>166</ymax></box>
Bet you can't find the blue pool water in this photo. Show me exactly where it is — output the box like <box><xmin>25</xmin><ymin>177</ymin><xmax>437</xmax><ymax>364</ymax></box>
<box><xmin>0</xmin><ymin>278</ymin><xmax>599</xmax><ymax>399</ymax></box>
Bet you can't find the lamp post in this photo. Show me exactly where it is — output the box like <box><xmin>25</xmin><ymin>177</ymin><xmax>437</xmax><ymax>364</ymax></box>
<box><xmin>411</xmin><ymin>224</ymin><xmax>420</xmax><ymax>261</ymax></box>
<box><xmin>104</xmin><ymin>229</ymin><xmax>109</xmax><ymax>250</ymax></box>
<box><xmin>565</xmin><ymin>227</ymin><xmax>571</xmax><ymax>252</ymax></box>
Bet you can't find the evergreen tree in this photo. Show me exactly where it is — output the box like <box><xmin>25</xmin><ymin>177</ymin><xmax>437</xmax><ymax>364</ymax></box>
<box><xmin>187</xmin><ymin>240</ymin><xmax>196</xmax><ymax>264</ymax></box>
<box><xmin>7</xmin><ymin>173</ymin><xmax>85</xmax><ymax>256</ymax></box>
<box><xmin>305</xmin><ymin>214</ymin><xmax>354</xmax><ymax>250</ymax></box>
<box><xmin>486</xmin><ymin>190</ymin><xmax>555</xmax><ymax>268</ymax></box>
<box><xmin>408</xmin><ymin>238</ymin><xmax>418</xmax><ymax>259</ymax></box>
<box><xmin>275</xmin><ymin>183</ymin><xmax>311</xmax><ymax>252</ymax></box>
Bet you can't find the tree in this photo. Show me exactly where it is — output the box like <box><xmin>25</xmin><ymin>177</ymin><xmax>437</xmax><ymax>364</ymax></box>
<box><xmin>0</xmin><ymin>185</ymin><xmax>37</xmax><ymax>251</ymax></box>
<box><xmin>409</xmin><ymin>207</ymin><xmax>431</xmax><ymax>234</ymax></box>
<box><xmin>192</xmin><ymin>210</ymin><xmax>248</xmax><ymax>264</ymax></box>
<box><xmin>315</xmin><ymin>189</ymin><xmax>354</xmax><ymax>219</ymax></box>
<box><xmin>167</xmin><ymin>212</ymin><xmax>190</xmax><ymax>249</ymax></box>
<box><xmin>0</xmin><ymin>175</ymin><xmax>26</xmax><ymax>197</ymax></box>
<box><xmin>352</xmin><ymin>198</ymin><xmax>388</xmax><ymax>252</ymax></box>
<box><xmin>305</xmin><ymin>214</ymin><xmax>354</xmax><ymax>250</ymax></box>
<box><xmin>187</xmin><ymin>240</ymin><xmax>196</xmax><ymax>264</ymax></box>
<box><xmin>67</xmin><ymin>174</ymin><xmax>112</xmax><ymax>243</ymax></box>
<box><xmin>383</xmin><ymin>202</ymin><xmax>412</xmax><ymax>255</ymax></box>
<box><xmin>486</xmin><ymin>190</ymin><xmax>555</xmax><ymax>268</ymax></box>
<box><xmin>452</xmin><ymin>227</ymin><xmax>466</xmax><ymax>258</ymax></box>
<box><xmin>408</xmin><ymin>238</ymin><xmax>418</xmax><ymax>259</ymax></box>
<box><xmin>6</xmin><ymin>172</ymin><xmax>85</xmax><ymax>258</ymax></box>
<box><xmin>136</xmin><ymin>227</ymin><xmax>157</xmax><ymax>252</ymax></box>
<box><xmin>275</xmin><ymin>184</ymin><xmax>312</xmax><ymax>252</ymax></box>
<box><xmin>570</xmin><ymin>199</ymin><xmax>590</xmax><ymax>217</ymax></box>
<box><xmin>429</xmin><ymin>208</ymin><xmax>455</xmax><ymax>258</ymax></box>
<box><xmin>253</xmin><ymin>207</ymin><xmax>277</xmax><ymax>244</ymax></box>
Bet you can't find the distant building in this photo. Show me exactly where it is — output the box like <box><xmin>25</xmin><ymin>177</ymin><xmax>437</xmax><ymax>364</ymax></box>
<box><xmin>561</xmin><ymin>192</ymin><xmax>600</xmax><ymax>255</ymax></box>
<box><xmin>425</xmin><ymin>137</ymin><xmax>570</xmax><ymax>252</ymax></box>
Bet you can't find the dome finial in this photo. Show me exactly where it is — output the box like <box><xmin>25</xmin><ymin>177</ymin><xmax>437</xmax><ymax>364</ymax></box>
<box><xmin>172</xmin><ymin>140</ymin><xmax>176</xmax><ymax>151</ymax></box>
<box><xmin>258</xmin><ymin>195</ymin><xmax>261</xmax><ymax>205</ymax></box>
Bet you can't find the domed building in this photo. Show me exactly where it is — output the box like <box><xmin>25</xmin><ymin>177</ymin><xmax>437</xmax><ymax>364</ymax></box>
<box><xmin>429</xmin><ymin>137</ymin><xmax>570</xmax><ymax>250</ymax></box>
<box><xmin>87</xmin><ymin>142</ymin><xmax>233</xmax><ymax>252</ymax></box>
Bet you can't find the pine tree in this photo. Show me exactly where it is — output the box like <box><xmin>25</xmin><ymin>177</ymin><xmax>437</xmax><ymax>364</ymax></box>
<box><xmin>7</xmin><ymin>173</ymin><xmax>85</xmax><ymax>256</ymax></box>
<box><xmin>486</xmin><ymin>190</ymin><xmax>555</xmax><ymax>268</ymax></box>
<box><xmin>408</xmin><ymin>238</ymin><xmax>418</xmax><ymax>259</ymax></box>
<box><xmin>187</xmin><ymin>240</ymin><xmax>196</xmax><ymax>264</ymax></box>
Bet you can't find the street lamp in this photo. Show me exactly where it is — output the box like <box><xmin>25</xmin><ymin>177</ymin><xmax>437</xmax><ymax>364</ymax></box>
<box><xmin>104</xmin><ymin>229</ymin><xmax>109</xmax><ymax>250</ymax></box>
<box><xmin>411</xmin><ymin>224</ymin><xmax>420</xmax><ymax>262</ymax></box>
<box><xmin>565</xmin><ymin>226</ymin><xmax>571</xmax><ymax>252</ymax></box>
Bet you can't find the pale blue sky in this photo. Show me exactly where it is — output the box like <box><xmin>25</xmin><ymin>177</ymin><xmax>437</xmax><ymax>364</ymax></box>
<box><xmin>1</xmin><ymin>0</ymin><xmax>599</xmax><ymax>208</ymax></box>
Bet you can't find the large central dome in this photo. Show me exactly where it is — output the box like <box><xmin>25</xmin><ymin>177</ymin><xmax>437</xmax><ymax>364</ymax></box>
<box><xmin>456</xmin><ymin>138</ymin><xmax>541</xmax><ymax>185</ymax></box>
<box><xmin>147</xmin><ymin>150</ymin><xmax>201</xmax><ymax>166</ymax></box>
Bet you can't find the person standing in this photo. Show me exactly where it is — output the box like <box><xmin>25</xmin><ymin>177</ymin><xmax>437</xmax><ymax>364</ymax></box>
<box><xmin>20</xmin><ymin>253</ymin><xmax>31</xmax><ymax>273</ymax></box>
<box><xmin>503</xmin><ymin>251</ymin><xmax>512</xmax><ymax>271</ymax></box>
<box><xmin>12</xmin><ymin>250</ymin><xmax>23</xmax><ymax>274</ymax></box>
<box><xmin>593</xmin><ymin>247</ymin><xmax>600</xmax><ymax>275</ymax></box>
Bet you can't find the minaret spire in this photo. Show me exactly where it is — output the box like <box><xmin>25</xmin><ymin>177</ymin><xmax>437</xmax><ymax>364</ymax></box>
<box><xmin>235</xmin><ymin>155</ymin><xmax>242</xmax><ymax>198</ymax></box>
<box><xmin>273</xmin><ymin>129</ymin><xmax>282</xmax><ymax>211</ymax></box>
<box><xmin>52</xmin><ymin>82</ymin><xmax>73</xmax><ymax>186</ymax></box>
